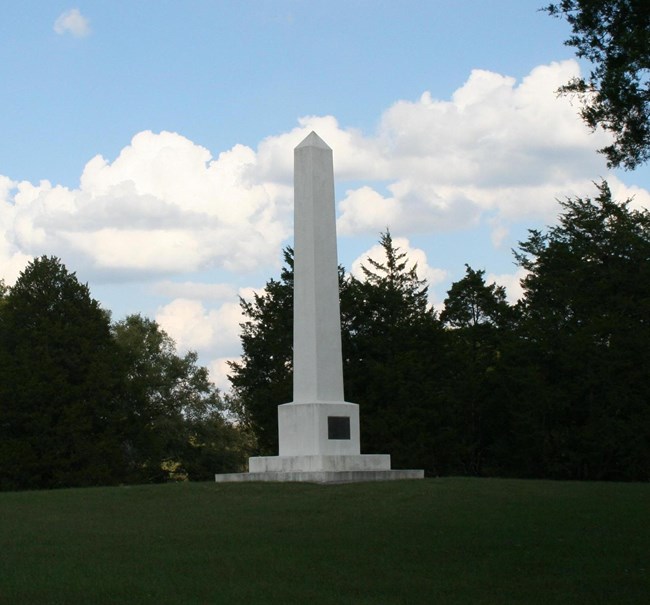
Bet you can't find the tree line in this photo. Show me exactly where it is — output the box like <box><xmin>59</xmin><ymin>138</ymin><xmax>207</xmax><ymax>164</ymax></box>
<box><xmin>0</xmin><ymin>261</ymin><xmax>250</xmax><ymax>491</ymax></box>
<box><xmin>229</xmin><ymin>182</ymin><xmax>650</xmax><ymax>481</ymax></box>
<box><xmin>1</xmin><ymin>181</ymin><xmax>647</xmax><ymax>489</ymax></box>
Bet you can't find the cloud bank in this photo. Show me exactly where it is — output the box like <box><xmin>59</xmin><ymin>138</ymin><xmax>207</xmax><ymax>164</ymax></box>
<box><xmin>1</xmin><ymin>131</ymin><xmax>292</xmax><ymax>281</ymax></box>
<box><xmin>2</xmin><ymin>60</ymin><xmax>649</xmax><ymax>388</ymax></box>
<box><xmin>3</xmin><ymin>60</ymin><xmax>648</xmax><ymax>288</ymax></box>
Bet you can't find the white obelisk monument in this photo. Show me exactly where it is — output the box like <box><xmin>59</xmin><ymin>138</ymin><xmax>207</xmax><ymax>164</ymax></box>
<box><xmin>216</xmin><ymin>132</ymin><xmax>423</xmax><ymax>482</ymax></box>
<box><xmin>280</xmin><ymin>132</ymin><xmax>360</xmax><ymax>457</ymax></box>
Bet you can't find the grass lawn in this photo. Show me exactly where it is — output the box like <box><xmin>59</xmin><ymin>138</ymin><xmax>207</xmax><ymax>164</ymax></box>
<box><xmin>1</xmin><ymin>477</ymin><xmax>648</xmax><ymax>604</ymax></box>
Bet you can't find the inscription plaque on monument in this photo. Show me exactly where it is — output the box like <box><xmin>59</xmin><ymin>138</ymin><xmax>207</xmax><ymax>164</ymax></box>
<box><xmin>328</xmin><ymin>416</ymin><xmax>351</xmax><ymax>440</ymax></box>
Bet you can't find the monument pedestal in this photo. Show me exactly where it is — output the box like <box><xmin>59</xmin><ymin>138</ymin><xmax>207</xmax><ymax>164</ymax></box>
<box><xmin>215</xmin><ymin>401</ymin><xmax>424</xmax><ymax>483</ymax></box>
<box><xmin>216</xmin><ymin>452</ymin><xmax>423</xmax><ymax>484</ymax></box>
<box><xmin>278</xmin><ymin>401</ymin><xmax>361</xmax><ymax>456</ymax></box>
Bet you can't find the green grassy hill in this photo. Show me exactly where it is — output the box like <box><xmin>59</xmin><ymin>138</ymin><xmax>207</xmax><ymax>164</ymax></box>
<box><xmin>1</xmin><ymin>478</ymin><xmax>648</xmax><ymax>604</ymax></box>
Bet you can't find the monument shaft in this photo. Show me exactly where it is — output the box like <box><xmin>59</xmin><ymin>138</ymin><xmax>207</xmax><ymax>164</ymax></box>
<box><xmin>293</xmin><ymin>133</ymin><xmax>344</xmax><ymax>403</ymax></box>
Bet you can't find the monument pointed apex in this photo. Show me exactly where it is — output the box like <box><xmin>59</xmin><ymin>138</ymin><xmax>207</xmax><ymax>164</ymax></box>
<box><xmin>296</xmin><ymin>131</ymin><xmax>331</xmax><ymax>150</ymax></box>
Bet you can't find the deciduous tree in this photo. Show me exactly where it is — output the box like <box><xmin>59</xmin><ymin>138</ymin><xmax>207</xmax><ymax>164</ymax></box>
<box><xmin>112</xmin><ymin>314</ymin><xmax>248</xmax><ymax>481</ymax></box>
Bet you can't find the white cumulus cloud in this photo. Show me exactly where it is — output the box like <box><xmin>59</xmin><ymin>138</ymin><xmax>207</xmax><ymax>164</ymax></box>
<box><xmin>335</xmin><ymin>60</ymin><xmax>623</xmax><ymax>240</ymax></box>
<box><xmin>1</xmin><ymin>131</ymin><xmax>292</xmax><ymax>280</ymax></box>
<box><xmin>156</xmin><ymin>298</ymin><xmax>243</xmax><ymax>358</ymax></box>
<box><xmin>156</xmin><ymin>300</ymin><xmax>243</xmax><ymax>392</ymax></box>
<box><xmin>54</xmin><ymin>8</ymin><xmax>91</xmax><ymax>38</ymax></box>
<box><xmin>3</xmin><ymin>61</ymin><xmax>647</xmax><ymax>288</ymax></box>
<box><xmin>0</xmin><ymin>177</ymin><xmax>34</xmax><ymax>285</ymax></box>
<box><xmin>152</xmin><ymin>281</ymin><xmax>237</xmax><ymax>301</ymax></box>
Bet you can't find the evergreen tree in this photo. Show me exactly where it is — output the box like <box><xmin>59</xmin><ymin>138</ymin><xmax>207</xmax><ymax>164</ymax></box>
<box><xmin>227</xmin><ymin>249</ymin><xmax>294</xmax><ymax>455</ymax></box>
<box><xmin>0</xmin><ymin>257</ymin><xmax>126</xmax><ymax>489</ymax></box>
<box><xmin>439</xmin><ymin>266</ymin><xmax>516</xmax><ymax>475</ymax></box>
<box><xmin>441</xmin><ymin>266</ymin><xmax>512</xmax><ymax>331</ymax></box>
<box><xmin>512</xmin><ymin>181</ymin><xmax>650</xmax><ymax>479</ymax></box>
<box><xmin>343</xmin><ymin>232</ymin><xmax>444</xmax><ymax>472</ymax></box>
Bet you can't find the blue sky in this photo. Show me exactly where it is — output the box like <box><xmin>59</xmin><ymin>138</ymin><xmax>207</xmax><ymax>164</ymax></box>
<box><xmin>2</xmin><ymin>1</ymin><xmax>649</xmax><ymax>389</ymax></box>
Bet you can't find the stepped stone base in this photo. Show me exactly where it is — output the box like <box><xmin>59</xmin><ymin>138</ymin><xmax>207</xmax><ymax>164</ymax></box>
<box><xmin>250</xmin><ymin>454</ymin><xmax>391</xmax><ymax>472</ymax></box>
<box><xmin>214</xmin><ymin>469</ymin><xmax>424</xmax><ymax>484</ymax></box>
<box><xmin>215</xmin><ymin>454</ymin><xmax>424</xmax><ymax>484</ymax></box>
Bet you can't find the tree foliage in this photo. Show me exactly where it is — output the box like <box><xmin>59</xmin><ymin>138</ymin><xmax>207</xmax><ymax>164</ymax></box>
<box><xmin>544</xmin><ymin>0</ymin><xmax>650</xmax><ymax>169</ymax></box>
<box><xmin>4</xmin><ymin>183</ymin><xmax>647</xmax><ymax>488</ymax></box>
<box><xmin>0</xmin><ymin>257</ymin><xmax>126</xmax><ymax>489</ymax></box>
<box><xmin>0</xmin><ymin>258</ymin><xmax>248</xmax><ymax>490</ymax></box>
<box><xmin>343</xmin><ymin>232</ymin><xmax>444</xmax><ymax>471</ymax></box>
<box><xmin>441</xmin><ymin>265</ymin><xmax>512</xmax><ymax>330</ymax></box>
<box><xmin>113</xmin><ymin>314</ymin><xmax>248</xmax><ymax>482</ymax></box>
<box><xmin>227</xmin><ymin>249</ymin><xmax>294</xmax><ymax>455</ymax></box>
<box><xmin>511</xmin><ymin>181</ymin><xmax>650</xmax><ymax>479</ymax></box>
<box><xmin>438</xmin><ymin>266</ymin><xmax>515</xmax><ymax>475</ymax></box>
<box><xmin>231</xmin><ymin>194</ymin><xmax>650</xmax><ymax>481</ymax></box>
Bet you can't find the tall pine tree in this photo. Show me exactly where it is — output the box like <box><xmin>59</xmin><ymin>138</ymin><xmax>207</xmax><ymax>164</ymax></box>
<box><xmin>343</xmin><ymin>232</ymin><xmax>444</xmax><ymax>471</ymax></box>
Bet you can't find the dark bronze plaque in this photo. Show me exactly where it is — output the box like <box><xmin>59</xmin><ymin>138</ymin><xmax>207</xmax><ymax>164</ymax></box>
<box><xmin>328</xmin><ymin>416</ymin><xmax>351</xmax><ymax>440</ymax></box>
